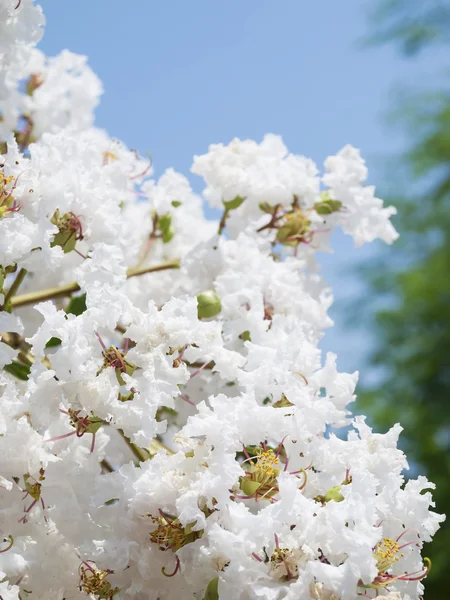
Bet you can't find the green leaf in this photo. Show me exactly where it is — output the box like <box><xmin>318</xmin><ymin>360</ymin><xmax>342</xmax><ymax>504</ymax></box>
<box><xmin>197</xmin><ymin>291</ymin><xmax>222</xmax><ymax>319</ymax></box>
<box><xmin>223</xmin><ymin>195</ymin><xmax>245</xmax><ymax>211</ymax></box>
<box><xmin>51</xmin><ymin>230</ymin><xmax>77</xmax><ymax>253</ymax></box>
<box><xmin>171</xmin><ymin>200</ymin><xmax>182</xmax><ymax>208</ymax></box>
<box><xmin>104</xmin><ymin>498</ymin><xmax>119</xmax><ymax>505</ymax></box>
<box><xmin>4</xmin><ymin>361</ymin><xmax>31</xmax><ymax>381</ymax></box>
<box><xmin>162</xmin><ymin>228</ymin><xmax>174</xmax><ymax>243</ymax></box>
<box><xmin>158</xmin><ymin>213</ymin><xmax>175</xmax><ymax>243</ymax></box>
<box><xmin>259</xmin><ymin>202</ymin><xmax>275</xmax><ymax>213</ymax></box>
<box><xmin>202</xmin><ymin>577</ymin><xmax>219</xmax><ymax>600</ymax></box>
<box><xmin>239</xmin><ymin>330</ymin><xmax>251</xmax><ymax>342</ymax></box>
<box><xmin>86</xmin><ymin>415</ymin><xmax>104</xmax><ymax>434</ymax></box>
<box><xmin>45</xmin><ymin>337</ymin><xmax>61</xmax><ymax>348</ymax></box>
<box><xmin>158</xmin><ymin>213</ymin><xmax>172</xmax><ymax>232</ymax></box>
<box><xmin>66</xmin><ymin>294</ymin><xmax>87</xmax><ymax>316</ymax></box>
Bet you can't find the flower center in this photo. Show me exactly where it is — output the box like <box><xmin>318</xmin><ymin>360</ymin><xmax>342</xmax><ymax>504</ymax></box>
<box><xmin>239</xmin><ymin>447</ymin><xmax>281</xmax><ymax>499</ymax></box>
<box><xmin>0</xmin><ymin>172</ymin><xmax>17</xmax><ymax>217</ymax></box>
<box><xmin>374</xmin><ymin>537</ymin><xmax>402</xmax><ymax>573</ymax></box>
<box><xmin>149</xmin><ymin>512</ymin><xmax>203</xmax><ymax>552</ymax></box>
<box><xmin>79</xmin><ymin>562</ymin><xmax>119</xmax><ymax>599</ymax></box>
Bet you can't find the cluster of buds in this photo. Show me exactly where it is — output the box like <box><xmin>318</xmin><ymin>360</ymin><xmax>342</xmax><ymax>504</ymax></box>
<box><xmin>257</xmin><ymin>192</ymin><xmax>342</xmax><ymax>247</ymax></box>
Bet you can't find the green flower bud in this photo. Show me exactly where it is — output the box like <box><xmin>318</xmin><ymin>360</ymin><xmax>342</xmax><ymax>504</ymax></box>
<box><xmin>197</xmin><ymin>291</ymin><xmax>222</xmax><ymax>319</ymax></box>
<box><xmin>314</xmin><ymin>192</ymin><xmax>342</xmax><ymax>215</ymax></box>
<box><xmin>276</xmin><ymin>209</ymin><xmax>311</xmax><ymax>246</ymax></box>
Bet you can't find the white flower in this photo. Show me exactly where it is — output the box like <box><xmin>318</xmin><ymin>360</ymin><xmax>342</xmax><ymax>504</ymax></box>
<box><xmin>0</xmin><ymin>3</ymin><xmax>441</xmax><ymax>598</ymax></box>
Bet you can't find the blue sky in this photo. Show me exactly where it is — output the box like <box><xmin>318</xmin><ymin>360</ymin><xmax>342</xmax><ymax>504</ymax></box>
<box><xmin>37</xmin><ymin>0</ymin><xmax>438</xmax><ymax>381</ymax></box>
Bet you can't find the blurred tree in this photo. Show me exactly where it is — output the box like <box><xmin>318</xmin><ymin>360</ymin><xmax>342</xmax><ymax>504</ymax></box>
<box><xmin>367</xmin><ymin>0</ymin><xmax>450</xmax><ymax>55</ymax></box>
<box><xmin>359</xmin><ymin>1</ymin><xmax>450</xmax><ymax>598</ymax></box>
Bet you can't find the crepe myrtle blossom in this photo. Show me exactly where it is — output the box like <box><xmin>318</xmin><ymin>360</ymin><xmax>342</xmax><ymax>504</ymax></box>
<box><xmin>0</xmin><ymin>3</ymin><xmax>444</xmax><ymax>600</ymax></box>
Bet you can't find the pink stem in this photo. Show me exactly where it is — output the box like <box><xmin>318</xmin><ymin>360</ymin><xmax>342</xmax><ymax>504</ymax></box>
<box><xmin>179</xmin><ymin>394</ymin><xmax>196</xmax><ymax>407</ymax></box>
<box><xmin>130</xmin><ymin>157</ymin><xmax>152</xmax><ymax>181</ymax></box>
<box><xmin>46</xmin><ymin>430</ymin><xmax>76</xmax><ymax>443</ymax></box>
<box><xmin>24</xmin><ymin>498</ymin><xmax>38</xmax><ymax>513</ymax></box>
<box><xmin>161</xmin><ymin>554</ymin><xmax>180</xmax><ymax>578</ymax></box>
<box><xmin>95</xmin><ymin>331</ymin><xmax>107</xmax><ymax>351</ymax></box>
<box><xmin>189</xmin><ymin>360</ymin><xmax>211</xmax><ymax>380</ymax></box>
<box><xmin>275</xmin><ymin>436</ymin><xmax>288</xmax><ymax>458</ymax></box>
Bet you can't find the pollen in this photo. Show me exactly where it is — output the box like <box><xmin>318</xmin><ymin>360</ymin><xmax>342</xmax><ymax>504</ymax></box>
<box><xmin>239</xmin><ymin>447</ymin><xmax>282</xmax><ymax>500</ymax></box>
<box><xmin>102</xmin><ymin>151</ymin><xmax>118</xmax><ymax>164</ymax></box>
<box><xmin>374</xmin><ymin>537</ymin><xmax>401</xmax><ymax>573</ymax></box>
<box><xmin>0</xmin><ymin>172</ymin><xmax>17</xmax><ymax>217</ymax></box>
<box><xmin>253</xmin><ymin>449</ymin><xmax>280</xmax><ymax>480</ymax></box>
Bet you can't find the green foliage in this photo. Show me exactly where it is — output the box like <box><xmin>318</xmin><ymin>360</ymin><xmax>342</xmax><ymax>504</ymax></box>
<box><xmin>45</xmin><ymin>336</ymin><xmax>61</xmax><ymax>348</ymax></box>
<box><xmin>223</xmin><ymin>195</ymin><xmax>245</xmax><ymax>211</ymax></box>
<box><xmin>360</xmin><ymin>5</ymin><xmax>450</xmax><ymax>598</ymax></box>
<box><xmin>158</xmin><ymin>213</ymin><xmax>174</xmax><ymax>244</ymax></box>
<box><xmin>4</xmin><ymin>360</ymin><xmax>30</xmax><ymax>381</ymax></box>
<box><xmin>366</xmin><ymin>0</ymin><xmax>450</xmax><ymax>55</ymax></box>
<box><xmin>66</xmin><ymin>293</ymin><xmax>87</xmax><ymax>316</ymax></box>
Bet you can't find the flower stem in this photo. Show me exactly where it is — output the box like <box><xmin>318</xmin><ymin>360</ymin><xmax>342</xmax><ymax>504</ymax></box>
<box><xmin>218</xmin><ymin>209</ymin><xmax>229</xmax><ymax>235</ymax></box>
<box><xmin>100</xmin><ymin>459</ymin><xmax>114</xmax><ymax>473</ymax></box>
<box><xmin>2</xmin><ymin>268</ymin><xmax>27</xmax><ymax>309</ymax></box>
<box><xmin>118</xmin><ymin>429</ymin><xmax>149</xmax><ymax>463</ymax></box>
<box><xmin>10</xmin><ymin>260</ymin><xmax>180</xmax><ymax>309</ymax></box>
<box><xmin>147</xmin><ymin>437</ymin><xmax>174</xmax><ymax>457</ymax></box>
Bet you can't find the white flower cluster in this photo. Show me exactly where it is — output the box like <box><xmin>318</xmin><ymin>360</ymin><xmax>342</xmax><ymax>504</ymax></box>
<box><xmin>0</xmin><ymin>3</ymin><xmax>444</xmax><ymax>600</ymax></box>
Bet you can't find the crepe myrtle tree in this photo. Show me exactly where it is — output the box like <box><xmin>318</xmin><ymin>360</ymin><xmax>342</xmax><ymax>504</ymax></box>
<box><xmin>0</xmin><ymin>1</ymin><xmax>444</xmax><ymax>599</ymax></box>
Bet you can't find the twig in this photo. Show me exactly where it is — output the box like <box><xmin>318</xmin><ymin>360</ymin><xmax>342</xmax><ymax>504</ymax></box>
<box><xmin>10</xmin><ymin>260</ymin><xmax>180</xmax><ymax>309</ymax></box>
<box><xmin>1</xmin><ymin>268</ymin><xmax>27</xmax><ymax>309</ymax></box>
